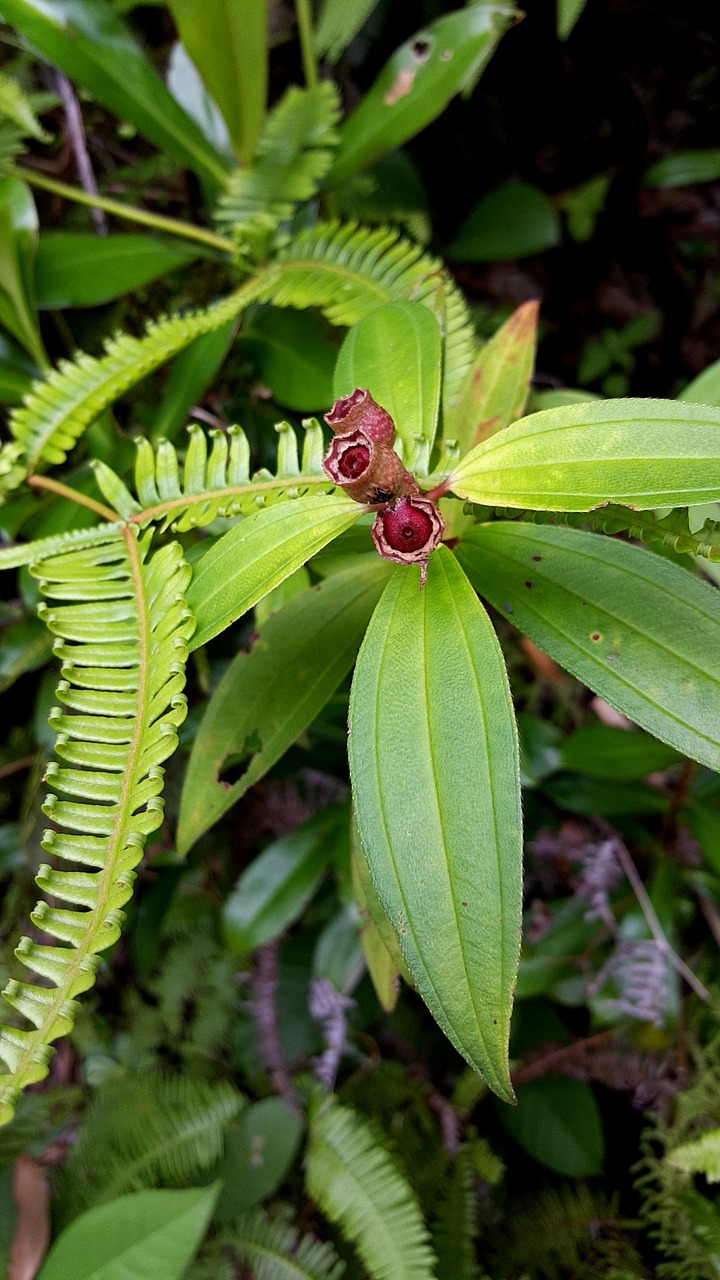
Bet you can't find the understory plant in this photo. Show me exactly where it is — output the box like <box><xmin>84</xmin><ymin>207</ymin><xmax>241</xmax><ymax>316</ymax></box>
<box><xmin>1</xmin><ymin>0</ymin><xmax>720</xmax><ymax>1276</ymax></box>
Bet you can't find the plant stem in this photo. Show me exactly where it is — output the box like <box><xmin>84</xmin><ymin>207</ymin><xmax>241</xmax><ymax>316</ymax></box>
<box><xmin>27</xmin><ymin>474</ymin><xmax>118</xmax><ymax>522</ymax></box>
<box><xmin>17</xmin><ymin>169</ymin><xmax>235</xmax><ymax>254</ymax></box>
<box><xmin>295</xmin><ymin>0</ymin><xmax>319</xmax><ymax>89</ymax></box>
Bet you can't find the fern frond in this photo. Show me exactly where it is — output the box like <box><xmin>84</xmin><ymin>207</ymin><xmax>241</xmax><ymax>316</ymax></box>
<box><xmin>431</xmin><ymin>1150</ymin><xmax>480</xmax><ymax>1280</ymax></box>
<box><xmin>263</xmin><ymin>221</ymin><xmax>475</xmax><ymax>417</ymax></box>
<box><xmin>305</xmin><ymin>1099</ymin><xmax>437</xmax><ymax>1280</ymax></box>
<box><xmin>56</xmin><ymin>1072</ymin><xmax>244</xmax><ymax>1220</ymax></box>
<box><xmin>0</xmin><ymin>531</ymin><xmax>194</xmax><ymax>1124</ymax></box>
<box><xmin>0</xmin><ymin>521</ymin><xmax>123</xmax><ymax>571</ymax></box>
<box><xmin>215</xmin><ymin>1207</ymin><xmax>346</xmax><ymax>1280</ymax></box>
<box><xmin>215</xmin><ymin>83</ymin><xmax>341</xmax><ymax>235</ymax></box>
<box><xmin>492</xmin><ymin>1182</ymin><xmax>633</xmax><ymax>1280</ymax></box>
<box><xmin>492</xmin><ymin>503</ymin><xmax>720</xmax><ymax>562</ymax></box>
<box><xmin>92</xmin><ymin>420</ymin><xmax>331</xmax><ymax>531</ymax></box>
<box><xmin>6</xmin><ymin>275</ymin><xmax>269</xmax><ymax>485</ymax></box>
<box><xmin>0</xmin><ymin>72</ymin><xmax>51</xmax><ymax>143</ymax></box>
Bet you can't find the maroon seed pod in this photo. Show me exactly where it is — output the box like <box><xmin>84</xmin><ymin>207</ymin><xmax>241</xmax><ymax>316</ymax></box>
<box><xmin>325</xmin><ymin>388</ymin><xmax>395</xmax><ymax>445</ymax></box>
<box><xmin>322</xmin><ymin>429</ymin><xmax>410</xmax><ymax>504</ymax></box>
<box><xmin>371</xmin><ymin>493</ymin><xmax>444</xmax><ymax>569</ymax></box>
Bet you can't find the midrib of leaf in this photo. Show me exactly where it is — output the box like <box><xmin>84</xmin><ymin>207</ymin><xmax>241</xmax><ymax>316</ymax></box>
<box><xmin>274</xmin><ymin>255</ymin><xmax>388</xmax><ymax>303</ymax></box>
<box><xmin>240</xmin><ymin>1239</ymin><xmax>329</xmax><ymax>1280</ymax></box>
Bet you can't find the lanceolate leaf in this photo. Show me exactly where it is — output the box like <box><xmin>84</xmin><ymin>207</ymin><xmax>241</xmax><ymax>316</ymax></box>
<box><xmin>179</xmin><ymin>558</ymin><xmax>391</xmax><ymax>851</ymax></box>
<box><xmin>334</xmin><ymin>302</ymin><xmax>442</xmax><ymax>458</ymax></box>
<box><xmin>1</xmin><ymin>0</ymin><xmax>227</xmax><ymax>185</ymax></box>
<box><xmin>457</xmin><ymin>522</ymin><xmax>720</xmax><ymax>772</ymax></box>
<box><xmin>328</xmin><ymin>5</ymin><xmax>514</xmax><ymax>185</ymax></box>
<box><xmin>34</xmin><ymin>234</ymin><xmax>201</xmax><ymax>310</ymax></box>
<box><xmin>187</xmin><ymin>495</ymin><xmax>365</xmax><ymax>649</ymax></box>
<box><xmin>448</xmin><ymin>399</ymin><xmax>720</xmax><ymax>510</ymax></box>
<box><xmin>0</xmin><ymin>175</ymin><xmax>45</xmax><ymax>368</ymax></box>
<box><xmin>445</xmin><ymin>300</ymin><xmax>538</xmax><ymax>454</ymax></box>
<box><xmin>349</xmin><ymin>547</ymin><xmax>522</xmax><ymax>1100</ymax></box>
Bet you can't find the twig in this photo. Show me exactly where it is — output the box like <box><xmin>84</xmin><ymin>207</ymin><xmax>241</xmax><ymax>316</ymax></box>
<box><xmin>52</xmin><ymin>70</ymin><xmax>107</xmax><ymax>236</ymax></box>
<box><xmin>251</xmin><ymin>941</ymin><xmax>300</xmax><ymax>1111</ymax></box>
<box><xmin>309</xmin><ymin>977</ymin><xmax>353</xmax><ymax>1093</ymax></box>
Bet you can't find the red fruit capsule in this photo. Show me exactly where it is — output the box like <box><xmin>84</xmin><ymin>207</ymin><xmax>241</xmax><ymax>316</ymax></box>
<box><xmin>371</xmin><ymin>493</ymin><xmax>444</xmax><ymax>569</ymax></box>
<box><xmin>324</xmin><ymin>388</ymin><xmax>396</xmax><ymax>445</ymax></box>
<box><xmin>322</xmin><ymin>428</ymin><xmax>410</xmax><ymax>504</ymax></box>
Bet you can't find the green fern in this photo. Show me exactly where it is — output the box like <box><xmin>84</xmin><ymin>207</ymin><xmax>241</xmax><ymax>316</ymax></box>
<box><xmin>4</xmin><ymin>275</ymin><xmax>270</xmax><ymax>487</ymax></box>
<box><xmin>305</xmin><ymin>1098</ymin><xmax>438</xmax><ymax>1280</ymax></box>
<box><xmin>0</xmin><ymin>521</ymin><xmax>124</xmax><ymax>571</ymax></box>
<box><xmin>491</xmin><ymin>503</ymin><xmax>720</xmax><ymax>563</ymax></box>
<box><xmin>215</xmin><ymin>82</ymin><xmax>341</xmax><ymax>236</ymax></box>
<box><xmin>92</xmin><ymin>419</ymin><xmax>331</xmax><ymax>531</ymax></box>
<box><xmin>0</xmin><ymin>72</ymin><xmax>51</xmax><ymax>177</ymax></box>
<box><xmin>490</xmin><ymin>1182</ymin><xmax>640</xmax><ymax>1280</ymax></box>
<box><xmin>210</xmin><ymin>1207</ymin><xmax>346</xmax><ymax>1280</ymax></box>
<box><xmin>55</xmin><ymin>1072</ymin><xmax>244</xmax><ymax>1221</ymax></box>
<box><xmin>264</xmin><ymin>221</ymin><xmax>476</xmax><ymax>417</ymax></box>
<box><xmin>431</xmin><ymin>1149</ymin><xmax>480</xmax><ymax>1280</ymax></box>
<box><xmin>0</xmin><ymin>531</ymin><xmax>194</xmax><ymax>1123</ymax></box>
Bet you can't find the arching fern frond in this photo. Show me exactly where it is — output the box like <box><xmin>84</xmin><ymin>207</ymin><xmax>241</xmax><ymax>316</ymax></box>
<box><xmin>305</xmin><ymin>1099</ymin><xmax>437</xmax><ymax>1280</ymax></box>
<box><xmin>91</xmin><ymin>420</ymin><xmax>331</xmax><ymax>531</ymax></box>
<box><xmin>0</xmin><ymin>531</ymin><xmax>194</xmax><ymax>1124</ymax></box>
<box><xmin>56</xmin><ymin>1072</ymin><xmax>244</xmax><ymax>1221</ymax></box>
<box><xmin>492</xmin><ymin>503</ymin><xmax>720</xmax><ymax>563</ymax></box>
<box><xmin>215</xmin><ymin>82</ymin><xmax>341</xmax><ymax>236</ymax></box>
<box><xmin>263</xmin><ymin>221</ymin><xmax>475</xmax><ymax>417</ymax></box>
<box><xmin>0</xmin><ymin>520</ymin><xmax>123</xmax><ymax>571</ymax></box>
<box><xmin>5</xmin><ymin>275</ymin><xmax>270</xmax><ymax>486</ymax></box>
<box><xmin>431</xmin><ymin>1149</ymin><xmax>480</xmax><ymax>1280</ymax></box>
<box><xmin>212</xmin><ymin>1207</ymin><xmax>346</xmax><ymax>1280</ymax></box>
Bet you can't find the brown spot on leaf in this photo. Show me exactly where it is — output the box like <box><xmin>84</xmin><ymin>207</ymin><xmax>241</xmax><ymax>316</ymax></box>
<box><xmin>384</xmin><ymin>67</ymin><xmax>416</xmax><ymax>105</ymax></box>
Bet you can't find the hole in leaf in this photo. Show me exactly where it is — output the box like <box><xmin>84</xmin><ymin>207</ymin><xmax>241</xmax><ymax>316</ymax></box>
<box><xmin>218</xmin><ymin>730</ymin><xmax>262</xmax><ymax>788</ymax></box>
<box><xmin>412</xmin><ymin>36</ymin><xmax>432</xmax><ymax>63</ymax></box>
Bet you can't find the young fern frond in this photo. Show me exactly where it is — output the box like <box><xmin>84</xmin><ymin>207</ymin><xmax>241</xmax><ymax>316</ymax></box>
<box><xmin>5</xmin><ymin>276</ymin><xmax>271</xmax><ymax>487</ymax></box>
<box><xmin>214</xmin><ymin>1207</ymin><xmax>346</xmax><ymax>1280</ymax></box>
<box><xmin>215</xmin><ymin>82</ymin><xmax>341</xmax><ymax>235</ymax></box>
<box><xmin>92</xmin><ymin>420</ymin><xmax>331</xmax><ymax>531</ymax></box>
<box><xmin>305</xmin><ymin>1099</ymin><xmax>438</xmax><ymax>1280</ymax></box>
<box><xmin>0</xmin><ymin>531</ymin><xmax>194</xmax><ymax>1124</ymax></box>
<box><xmin>56</xmin><ymin>1072</ymin><xmax>245</xmax><ymax>1221</ymax></box>
<box><xmin>431</xmin><ymin>1150</ymin><xmax>480</xmax><ymax>1280</ymax></box>
<box><xmin>263</xmin><ymin>221</ymin><xmax>476</xmax><ymax>417</ymax></box>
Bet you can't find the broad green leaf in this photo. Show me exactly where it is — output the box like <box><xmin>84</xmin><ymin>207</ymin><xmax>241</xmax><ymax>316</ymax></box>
<box><xmin>446</xmin><ymin>183</ymin><xmax>560</xmax><ymax>263</ymax></box>
<box><xmin>0</xmin><ymin>617</ymin><xmax>53</xmax><ymax>690</ymax></box>
<box><xmin>457</xmin><ymin>522</ymin><xmax>720</xmax><ymax>772</ymax></box>
<box><xmin>328</xmin><ymin>5</ymin><xmax>513</xmax><ymax>185</ymax></box>
<box><xmin>0</xmin><ymin>334</ymin><xmax>35</xmax><ymax>403</ymax></box>
<box><xmin>0</xmin><ymin>176</ymin><xmax>44</xmax><ymax>367</ymax></box>
<box><xmin>446</xmin><ymin>299</ymin><xmax>539</xmax><ymax>454</ymax></box>
<box><xmin>349</xmin><ymin>547</ymin><xmax>522</xmax><ymax>1100</ymax></box>
<box><xmin>213</xmin><ymin>1099</ymin><xmax>304</xmax><ymax>1221</ymax></box>
<box><xmin>334</xmin><ymin>301</ymin><xmax>442</xmax><ymax>456</ymax></box>
<box><xmin>644</xmin><ymin>149</ymin><xmax>720</xmax><ymax>189</ymax></box>
<box><xmin>187</xmin><ymin>494</ymin><xmax>363</xmax><ymax>650</ymax></box>
<box><xmin>167</xmin><ymin>0</ymin><xmax>267</xmax><ymax>165</ymax></box>
<box><xmin>448</xmin><ymin>399</ymin><xmax>720</xmax><ymax>510</ymax></box>
<box><xmin>557</xmin><ymin>0</ymin><xmax>587</xmax><ymax>39</ymax></box>
<box><xmin>668</xmin><ymin>1129</ymin><xmax>720</xmax><ymax>1182</ymax></box>
<box><xmin>179</xmin><ymin>558</ymin><xmax>391</xmax><ymax>850</ymax></box>
<box><xmin>150</xmin><ymin>320</ymin><xmax>236</xmax><ymax>442</ymax></box>
<box><xmin>34</xmin><ymin>233</ymin><xmax>200</xmax><ymax>309</ymax></box>
<box><xmin>36</xmin><ymin>1184</ymin><xmax>220</xmax><ymax>1280</ymax></box>
<box><xmin>242</xmin><ymin>305</ymin><xmax>338</xmax><ymax>413</ymax></box>
<box><xmin>315</xmin><ymin>0</ymin><xmax>380</xmax><ymax>63</ymax></box>
<box><xmin>222</xmin><ymin>807</ymin><xmax>345</xmax><ymax>955</ymax></box>
<box><xmin>313</xmin><ymin>903</ymin><xmax>365</xmax><ymax>994</ymax></box>
<box><xmin>559</xmin><ymin>724</ymin><xmax>682</xmax><ymax>778</ymax></box>
<box><xmin>1</xmin><ymin>0</ymin><xmax>227</xmax><ymax>186</ymax></box>
<box><xmin>498</xmin><ymin>1078</ymin><xmax>604</xmax><ymax>1176</ymax></box>
<box><xmin>679</xmin><ymin>358</ymin><xmax>720</xmax><ymax>409</ymax></box>
<box><xmin>166</xmin><ymin>40</ymin><xmax>233</xmax><ymax>159</ymax></box>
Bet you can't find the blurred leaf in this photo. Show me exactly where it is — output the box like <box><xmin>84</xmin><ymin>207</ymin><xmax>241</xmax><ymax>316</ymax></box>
<box><xmin>458</xmin><ymin>523</ymin><xmax>720</xmax><ymax>772</ymax></box>
<box><xmin>448</xmin><ymin>398</ymin><xmax>720</xmax><ymax>510</ymax></box>
<box><xmin>557</xmin><ymin>0</ymin><xmax>588</xmax><ymax>39</ymax></box>
<box><xmin>349</xmin><ymin>547</ymin><xmax>522</xmax><ymax>1101</ymax></box>
<box><xmin>527</xmin><ymin>387</ymin><xmax>601</xmax><ymax>410</ymax></box>
<box><xmin>334</xmin><ymin>301</ymin><xmax>442</xmax><ymax>455</ymax></box>
<box><xmin>516</xmin><ymin>712</ymin><xmax>562</xmax><ymax>785</ymax></box>
<box><xmin>351</xmin><ymin>829</ymin><xmax>408</xmax><ymax>1011</ymax></box>
<box><xmin>34</xmin><ymin>233</ymin><xmax>200</xmax><ymax>309</ymax></box>
<box><xmin>222</xmin><ymin>807</ymin><xmax>347</xmax><ymax>956</ymax></box>
<box><xmin>644</xmin><ymin>149</ymin><xmax>720</xmax><ymax>189</ymax></box>
<box><xmin>0</xmin><ymin>617</ymin><xmax>53</xmax><ymax>690</ymax></box>
<box><xmin>165</xmin><ymin>40</ymin><xmax>233</xmax><ymax>158</ymax></box>
<box><xmin>679</xmin><ymin>358</ymin><xmax>720</xmax><ymax>409</ymax></box>
<box><xmin>150</xmin><ymin>320</ymin><xmax>236</xmax><ymax>442</ymax></box>
<box><xmin>36</xmin><ymin>1184</ymin><xmax>220</xmax><ymax>1280</ymax></box>
<box><xmin>313</xmin><ymin>903</ymin><xmax>365</xmax><ymax>994</ymax></box>
<box><xmin>517</xmin><ymin>899</ymin><xmax>598</xmax><ymax>1002</ymax></box>
<box><xmin>179</xmin><ymin>558</ymin><xmax>391</xmax><ymax>852</ymax></box>
<box><xmin>668</xmin><ymin>1130</ymin><xmax>720</xmax><ymax>1182</ymax></box>
<box><xmin>682</xmin><ymin>798</ymin><xmax>720</xmax><ymax>877</ymax></box>
<box><xmin>0</xmin><ymin>333</ymin><xmax>37</xmax><ymax>403</ymax></box>
<box><xmin>241</xmin><ymin>306</ymin><xmax>338</xmax><ymax>413</ymax></box>
<box><xmin>1</xmin><ymin>0</ymin><xmax>227</xmax><ymax>185</ymax></box>
<box><xmin>498</xmin><ymin>1078</ymin><xmax>604</xmax><ymax>1176</ymax></box>
<box><xmin>445</xmin><ymin>300</ymin><xmax>539</xmax><ymax>454</ymax></box>
<box><xmin>315</xmin><ymin>0</ymin><xmax>380</xmax><ymax>62</ymax></box>
<box><xmin>543</xmin><ymin>772</ymin><xmax>668</xmax><ymax>817</ymax></box>
<box><xmin>328</xmin><ymin>5</ymin><xmax>513</xmax><ymax>185</ymax></box>
<box><xmin>167</xmin><ymin>0</ymin><xmax>267</xmax><ymax>165</ymax></box>
<box><xmin>559</xmin><ymin>724</ymin><xmax>682</xmax><ymax>778</ymax></box>
<box><xmin>187</xmin><ymin>494</ymin><xmax>363</xmax><ymax>650</ymax></box>
<box><xmin>333</xmin><ymin>150</ymin><xmax>430</xmax><ymax>244</ymax></box>
<box><xmin>213</xmin><ymin>1099</ymin><xmax>304</xmax><ymax>1221</ymax></box>
<box><xmin>0</xmin><ymin>175</ymin><xmax>44</xmax><ymax>367</ymax></box>
<box><xmin>446</xmin><ymin>184</ymin><xmax>560</xmax><ymax>263</ymax></box>
<box><xmin>557</xmin><ymin>174</ymin><xmax>610</xmax><ymax>242</ymax></box>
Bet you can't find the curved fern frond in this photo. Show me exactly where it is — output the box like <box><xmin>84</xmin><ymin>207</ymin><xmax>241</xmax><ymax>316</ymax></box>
<box><xmin>263</xmin><ymin>221</ymin><xmax>475</xmax><ymax>417</ymax></box>
<box><xmin>0</xmin><ymin>521</ymin><xmax>123</xmax><ymax>571</ymax></box>
<box><xmin>6</xmin><ymin>275</ymin><xmax>271</xmax><ymax>485</ymax></box>
<box><xmin>216</xmin><ymin>1207</ymin><xmax>346</xmax><ymax>1280</ymax></box>
<box><xmin>215</xmin><ymin>82</ymin><xmax>341</xmax><ymax>235</ymax></box>
<box><xmin>57</xmin><ymin>1072</ymin><xmax>244</xmax><ymax>1220</ymax></box>
<box><xmin>492</xmin><ymin>503</ymin><xmax>720</xmax><ymax>563</ymax></box>
<box><xmin>305</xmin><ymin>1099</ymin><xmax>438</xmax><ymax>1280</ymax></box>
<box><xmin>92</xmin><ymin>420</ymin><xmax>332</xmax><ymax>531</ymax></box>
<box><xmin>0</xmin><ymin>530</ymin><xmax>194</xmax><ymax>1125</ymax></box>
<box><xmin>431</xmin><ymin>1150</ymin><xmax>480</xmax><ymax>1280</ymax></box>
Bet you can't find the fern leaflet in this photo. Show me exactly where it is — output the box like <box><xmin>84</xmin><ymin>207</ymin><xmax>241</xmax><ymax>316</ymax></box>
<box><xmin>213</xmin><ymin>1207</ymin><xmax>346</xmax><ymax>1280</ymax></box>
<box><xmin>431</xmin><ymin>1150</ymin><xmax>480</xmax><ymax>1280</ymax></box>
<box><xmin>306</xmin><ymin>1099</ymin><xmax>438</xmax><ymax>1280</ymax></box>
<box><xmin>215</xmin><ymin>82</ymin><xmax>341</xmax><ymax>235</ymax></box>
<box><xmin>263</xmin><ymin>221</ymin><xmax>475</xmax><ymax>418</ymax></box>
<box><xmin>91</xmin><ymin>419</ymin><xmax>331</xmax><ymax>531</ymax></box>
<box><xmin>0</xmin><ymin>521</ymin><xmax>124</xmax><ymax>570</ymax></box>
<box><xmin>491</xmin><ymin>503</ymin><xmax>720</xmax><ymax>563</ymax></box>
<box><xmin>0</xmin><ymin>530</ymin><xmax>194</xmax><ymax>1124</ymax></box>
